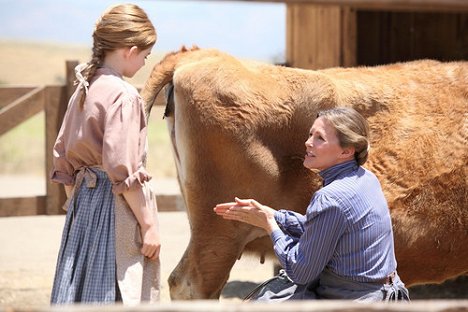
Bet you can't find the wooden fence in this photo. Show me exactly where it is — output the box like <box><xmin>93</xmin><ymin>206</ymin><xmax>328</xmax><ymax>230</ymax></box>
<box><xmin>0</xmin><ymin>60</ymin><xmax>183</xmax><ymax>217</ymax></box>
<box><xmin>1</xmin><ymin>300</ymin><xmax>468</xmax><ymax>312</ymax></box>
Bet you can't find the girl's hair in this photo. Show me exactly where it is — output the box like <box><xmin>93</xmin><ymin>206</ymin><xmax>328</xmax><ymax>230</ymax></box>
<box><xmin>77</xmin><ymin>3</ymin><xmax>157</xmax><ymax>108</ymax></box>
<box><xmin>317</xmin><ymin>107</ymin><xmax>370</xmax><ymax>165</ymax></box>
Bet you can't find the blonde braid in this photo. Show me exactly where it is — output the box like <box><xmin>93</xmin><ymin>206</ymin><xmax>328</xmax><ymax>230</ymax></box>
<box><xmin>76</xmin><ymin>44</ymin><xmax>105</xmax><ymax>109</ymax></box>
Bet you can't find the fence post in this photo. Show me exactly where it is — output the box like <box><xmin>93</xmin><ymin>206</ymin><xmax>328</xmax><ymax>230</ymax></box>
<box><xmin>44</xmin><ymin>60</ymin><xmax>78</xmax><ymax>215</ymax></box>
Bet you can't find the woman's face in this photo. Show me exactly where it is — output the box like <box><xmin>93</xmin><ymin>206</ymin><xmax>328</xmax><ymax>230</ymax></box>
<box><xmin>303</xmin><ymin>117</ymin><xmax>353</xmax><ymax>171</ymax></box>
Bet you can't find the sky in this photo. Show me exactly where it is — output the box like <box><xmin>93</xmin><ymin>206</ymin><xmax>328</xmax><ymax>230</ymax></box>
<box><xmin>0</xmin><ymin>0</ymin><xmax>286</xmax><ymax>62</ymax></box>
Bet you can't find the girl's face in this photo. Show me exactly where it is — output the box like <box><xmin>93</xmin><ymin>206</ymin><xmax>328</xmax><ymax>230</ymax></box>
<box><xmin>124</xmin><ymin>47</ymin><xmax>152</xmax><ymax>78</ymax></box>
<box><xmin>303</xmin><ymin>117</ymin><xmax>354</xmax><ymax>171</ymax></box>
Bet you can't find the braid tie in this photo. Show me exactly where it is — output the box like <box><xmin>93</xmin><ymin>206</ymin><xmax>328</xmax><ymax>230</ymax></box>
<box><xmin>77</xmin><ymin>48</ymin><xmax>103</xmax><ymax>109</ymax></box>
<box><xmin>75</xmin><ymin>63</ymin><xmax>90</xmax><ymax>95</ymax></box>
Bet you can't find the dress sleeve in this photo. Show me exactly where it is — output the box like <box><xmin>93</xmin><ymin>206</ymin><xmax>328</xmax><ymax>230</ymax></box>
<box><xmin>50</xmin><ymin>111</ymin><xmax>75</xmax><ymax>185</ymax></box>
<box><xmin>274</xmin><ymin>209</ymin><xmax>307</xmax><ymax>238</ymax></box>
<box><xmin>102</xmin><ymin>93</ymin><xmax>151</xmax><ymax>194</ymax></box>
<box><xmin>270</xmin><ymin>193</ymin><xmax>347</xmax><ymax>285</ymax></box>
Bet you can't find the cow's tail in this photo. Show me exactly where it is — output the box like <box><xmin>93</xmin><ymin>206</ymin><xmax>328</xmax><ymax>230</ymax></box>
<box><xmin>141</xmin><ymin>45</ymin><xmax>199</xmax><ymax>120</ymax></box>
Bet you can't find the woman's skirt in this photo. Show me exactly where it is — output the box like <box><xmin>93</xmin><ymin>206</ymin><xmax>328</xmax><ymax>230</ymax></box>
<box><xmin>50</xmin><ymin>167</ymin><xmax>119</xmax><ymax>304</ymax></box>
<box><xmin>315</xmin><ymin>269</ymin><xmax>410</xmax><ymax>302</ymax></box>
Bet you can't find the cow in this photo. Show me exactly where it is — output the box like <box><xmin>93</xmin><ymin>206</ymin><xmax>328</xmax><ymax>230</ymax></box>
<box><xmin>141</xmin><ymin>47</ymin><xmax>468</xmax><ymax>300</ymax></box>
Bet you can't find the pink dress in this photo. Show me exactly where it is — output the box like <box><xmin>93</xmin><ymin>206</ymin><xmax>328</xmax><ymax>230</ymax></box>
<box><xmin>51</xmin><ymin>67</ymin><xmax>160</xmax><ymax>304</ymax></box>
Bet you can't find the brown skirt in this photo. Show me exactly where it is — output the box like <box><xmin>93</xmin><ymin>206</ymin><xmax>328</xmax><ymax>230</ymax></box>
<box><xmin>114</xmin><ymin>180</ymin><xmax>161</xmax><ymax>304</ymax></box>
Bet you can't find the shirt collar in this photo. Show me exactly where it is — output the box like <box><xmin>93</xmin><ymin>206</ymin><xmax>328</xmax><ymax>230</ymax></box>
<box><xmin>319</xmin><ymin>160</ymin><xmax>358</xmax><ymax>186</ymax></box>
<box><xmin>96</xmin><ymin>66</ymin><xmax>123</xmax><ymax>78</ymax></box>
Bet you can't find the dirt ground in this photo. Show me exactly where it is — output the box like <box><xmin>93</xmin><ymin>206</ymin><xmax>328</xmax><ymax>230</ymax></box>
<box><xmin>0</xmin><ymin>176</ymin><xmax>466</xmax><ymax>309</ymax></box>
<box><xmin>0</xmin><ymin>212</ymin><xmax>279</xmax><ymax>309</ymax></box>
<box><xmin>0</xmin><ymin>176</ymin><xmax>276</xmax><ymax>309</ymax></box>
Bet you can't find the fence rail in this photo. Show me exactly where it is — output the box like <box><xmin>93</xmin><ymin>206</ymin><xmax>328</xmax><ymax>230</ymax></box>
<box><xmin>0</xmin><ymin>61</ymin><xmax>182</xmax><ymax>217</ymax></box>
<box><xmin>1</xmin><ymin>300</ymin><xmax>468</xmax><ymax>312</ymax></box>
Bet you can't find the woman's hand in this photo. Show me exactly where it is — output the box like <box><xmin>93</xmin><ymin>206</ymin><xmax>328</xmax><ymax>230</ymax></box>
<box><xmin>214</xmin><ymin>197</ymin><xmax>279</xmax><ymax>234</ymax></box>
<box><xmin>140</xmin><ymin>224</ymin><xmax>161</xmax><ymax>260</ymax></box>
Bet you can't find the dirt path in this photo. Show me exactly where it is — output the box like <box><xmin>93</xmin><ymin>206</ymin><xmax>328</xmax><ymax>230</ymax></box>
<box><xmin>0</xmin><ymin>176</ymin><xmax>275</xmax><ymax>308</ymax></box>
<box><xmin>0</xmin><ymin>212</ymin><xmax>276</xmax><ymax>308</ymax></box>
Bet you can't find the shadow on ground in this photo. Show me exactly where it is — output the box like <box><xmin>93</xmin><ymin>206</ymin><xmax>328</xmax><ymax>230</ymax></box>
<box><xmin>408</xmin><ymin>275</ymin><xmax>468</xmax><ymax>299</ymax></box>
<box><xmin>221</xmin><ymin>281</ymin><xmax>259</xmax><ymax>300</ymax></box>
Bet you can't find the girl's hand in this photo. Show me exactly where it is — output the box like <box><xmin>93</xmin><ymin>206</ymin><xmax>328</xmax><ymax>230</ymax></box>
<box><xmin>140</xmin><ymin>224</ymin><xmax>161</xmax><ymax>260</ymax></box>
<box><xmin>122</xmin><ymin>187</ymin><xmax>160</xmax><ymax>260</ymax></box>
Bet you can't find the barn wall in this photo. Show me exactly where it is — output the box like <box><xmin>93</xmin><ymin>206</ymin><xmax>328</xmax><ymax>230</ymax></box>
<box><xmin>357</xmin><ymin>11</ymin><xmax>468</xmax><ymax>65</ymax></box>
<box><xmin>286</xmin><ymin>5</ymin><xmax>357</xmax><ymax>69</ymax></box>
<box><xmin>286</xmin><ymin>5</ymin><xmax>468</xmax><ymax>69</ymax></box>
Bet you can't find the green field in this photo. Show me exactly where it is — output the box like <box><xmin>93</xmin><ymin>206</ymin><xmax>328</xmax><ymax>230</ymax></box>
<box><xmin>0</xmin><ymin>40</ymin><xmax>176</xmax><ymax>178</ymax></box>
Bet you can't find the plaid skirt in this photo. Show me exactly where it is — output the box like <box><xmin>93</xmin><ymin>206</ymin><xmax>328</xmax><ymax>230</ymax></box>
<box><xmin>51</xmin><ymin>167</ymin><xmax>119</xmax><ymax>304</ymax></box>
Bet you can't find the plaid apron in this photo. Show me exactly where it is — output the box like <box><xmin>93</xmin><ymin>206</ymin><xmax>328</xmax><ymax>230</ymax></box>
<box><xmin>51</xmin><ymin>167</ymin><xmax>161</xmax><ymax>304</ymax></box>
<box><xmin>51</xmin><ymin>167</ymin><xmax>118</xmax><ymax>304</ymax></box>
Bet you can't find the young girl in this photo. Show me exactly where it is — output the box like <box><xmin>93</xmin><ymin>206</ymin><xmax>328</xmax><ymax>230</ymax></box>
<box><xmin>50</xmin><ymin>3</ymin><xmax>160</xmax><ymax>304</ymax></box>
<box><xmin>215</xmin><ymin>107</ymin><xmax>409</xmax><ymax>302</ymax></box>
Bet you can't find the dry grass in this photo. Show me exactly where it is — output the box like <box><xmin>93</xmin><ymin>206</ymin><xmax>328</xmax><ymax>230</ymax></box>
<box><xmin>0</xmin><ymin>40</ymin><xmax>176</xmax><ymax>179</ymax></box>
<box><xmin>0</xmin><ymin>40</ymin><xmax>166</xmax><ymax>85</ymax></box>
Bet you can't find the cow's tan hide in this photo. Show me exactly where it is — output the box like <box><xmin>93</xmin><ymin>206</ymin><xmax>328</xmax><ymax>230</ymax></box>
<box><xmin>142</xmin><ymin>47</ymin><xmax>467</xmax><ymax>299</ymax></box>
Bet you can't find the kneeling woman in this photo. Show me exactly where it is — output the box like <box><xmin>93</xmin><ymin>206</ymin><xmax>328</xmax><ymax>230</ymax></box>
<box><xmin>214</xmin><ymin>107</ymin><xmax>409</xmax><ymax>302</ymax></box>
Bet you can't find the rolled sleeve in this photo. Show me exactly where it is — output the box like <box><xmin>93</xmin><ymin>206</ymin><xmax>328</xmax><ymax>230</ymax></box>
<box><xmin>50</xmin><ymin>135</ymin><xmax>75</xmax><ymax>185</ymax></box>
<box><xmin>275</xmin><ymin>209</ymin><xmax>307</xmax><ymax>238</ymax></box>
<box><xmin>270</xmin><ymin>228</ymin><xmax>284</xmax><ymax>244</ymax></box>
<box><xmin>112</xmin><ymin>166</ymin><xmax>151</xmax><ymax>194</ymax></box>
<box><xmin>102</xmin><ymin>93</ymin><xmax>151</xmax><ymax>194</ymax></box>
<box><xmin>50</xmin><ymin>170</ymin><xmax>74</xmax><ymax>186</ymax></box>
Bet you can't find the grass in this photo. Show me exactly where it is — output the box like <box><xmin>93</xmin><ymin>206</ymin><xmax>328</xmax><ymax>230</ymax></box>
<box><xmin>146</xmin><ymin>107</ymin><xmax>177</xmax><ymax>179</ymax></box>
<box><xmin>0</xmin><ymin>40</ymin><xmax>176</xmax><ymax>179</ymax></box>
<box><xmin>0</xmin><ymin>112</ymin><xmax>45</xmax><ymax>176</ymax></box>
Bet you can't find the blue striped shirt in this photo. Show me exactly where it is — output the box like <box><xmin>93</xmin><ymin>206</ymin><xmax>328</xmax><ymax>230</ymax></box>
<box><xmin>271</xmin><ymin>160</ymin><xmax>397</xmax><ymax>285</ymax></box>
